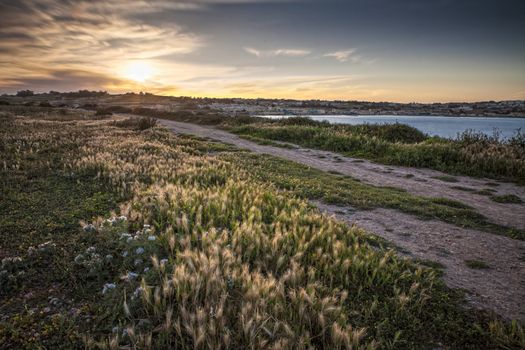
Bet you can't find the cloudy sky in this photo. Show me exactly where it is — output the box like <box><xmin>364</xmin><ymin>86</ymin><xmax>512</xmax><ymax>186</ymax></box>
<box><xmin>0</xmin><ymin>0</ymin><xmax>524</xmax><ymax>102</ymax></box>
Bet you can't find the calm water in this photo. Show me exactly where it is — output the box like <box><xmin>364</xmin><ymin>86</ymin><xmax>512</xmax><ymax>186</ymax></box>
<box><xmin>260</xmin><ymin>115</ymin><xmax>525</xmax><ymax>139</ymax></box>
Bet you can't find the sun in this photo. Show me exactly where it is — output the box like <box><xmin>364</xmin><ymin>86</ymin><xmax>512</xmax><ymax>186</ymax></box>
<box><xmin>123</xmin><ymin>61</ymin><xmax>154</xmax><ymax>82</ymax></box>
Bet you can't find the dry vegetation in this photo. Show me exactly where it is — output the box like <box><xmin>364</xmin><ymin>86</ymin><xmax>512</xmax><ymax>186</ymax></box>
<box><xmin>226</xmin><ymin>117</ymin><xmax>525</xmax><ymax>183</ymax></box>
<box><xmin>1</xmin><ymin>108</ymin><xmax>524</xmax><ymax>349</ymax></box>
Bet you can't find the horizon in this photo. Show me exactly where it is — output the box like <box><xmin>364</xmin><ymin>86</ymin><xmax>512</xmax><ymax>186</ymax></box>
<box><xmin>1</xmin><ymin>0</ymin><xmax>524</xmax><ymax>102</ymax></box>
<box><xmin>5</xmin><ymin>89</ymin><xmax>525</xmax><ymax>105</ymax></box>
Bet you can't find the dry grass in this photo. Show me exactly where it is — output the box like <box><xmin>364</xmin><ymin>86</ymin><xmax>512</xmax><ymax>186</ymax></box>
<box><xmin>1</xmin><ymin>113</ymin><xmax>524</xmax><ymax>349</ymax></box>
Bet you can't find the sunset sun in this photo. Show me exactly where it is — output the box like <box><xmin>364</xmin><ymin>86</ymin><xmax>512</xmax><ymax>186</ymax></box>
<box><xmin>123</xmin><ymin>61</ymin><xmax>153</xmax><ymax>82</ymax></box>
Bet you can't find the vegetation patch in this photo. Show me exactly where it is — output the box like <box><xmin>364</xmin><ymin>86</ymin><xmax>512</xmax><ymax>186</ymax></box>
<box><xmin>450</xmin><ymin>186</ymin><xmax>477</xmax><ymax>192</ymax></box>
<box><xmin>465</xmin><ymin>259</ymin><xmax>490</xmax><ymax>269</ymax></box>
<box><xmin>490</xmin><ymin>194</ymin><xmax>523</xmax><ymax>204</ymax></box>
<box><xmin>226</xmin><ymin>118</ymin><xmax>525</xmax><ymax>184</ymax></box>
<box><xmin>1</xmin><ymin>110</ymin><xmax>524</xmax><ymax>349</ymax></box>
<box><xmin>476</xmin><ymin>188</ymin><xmax>498</xmax><ymax>196</ymax></box>
<box><xmin>223</xmin><ymin>152</ymin><xmax>525</xmax><ymax>240</ymax></box>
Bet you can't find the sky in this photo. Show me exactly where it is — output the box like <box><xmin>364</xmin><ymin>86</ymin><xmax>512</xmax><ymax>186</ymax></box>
<box><xmin>0</xmin><ymin>0</ymin><xmax>524</xmax><ymax>102</ymax></box>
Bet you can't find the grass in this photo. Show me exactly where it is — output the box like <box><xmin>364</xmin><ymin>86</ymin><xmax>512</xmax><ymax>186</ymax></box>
<box><xmin>490</xmin><ymin>194</ymin><xmax>523</xmax><ymax>204</ymax></box>
<box><xmin>236</xmin><ymin>134</ymin><xmax>296</xmax><ymax>149</ymax></box>
<box><xmin>222</xmin><ymin>152</ymin><xmax>525</xmax><ymax>240</ymax></box>
<box><xmin>1</xmin><ymin>109</ymin><xmax>525</xmax><ymax>349</ymax></box>
<box><xmin>450</xmin><ymin>186</ymin><xmax>477</xmax><ymax>192</ymax></box>
<box><xmin>465</xmin><ymin>260</ymin><xmax>490</xmax><ymax>269</ymax></box>
<box><xmin>225</xmin><ymin>118</ymin><xmax>525</xmax><ymax>184</ymax></box>
<box><xmin>432</xmin><ymin>175</ymin><xmax>459</xmax><ymax>183</ymax></box>
<box><xmin>476</xmin><ymin>188</ymin><xmax>498</xmax><ymax>196</ymax></box>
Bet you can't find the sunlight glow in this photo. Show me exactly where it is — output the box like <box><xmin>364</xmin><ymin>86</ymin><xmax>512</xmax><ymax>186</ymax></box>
<box><xmin>123</xmin><ymin>61</ymin><xmax>154</xmax><ymax>82</ymax></box>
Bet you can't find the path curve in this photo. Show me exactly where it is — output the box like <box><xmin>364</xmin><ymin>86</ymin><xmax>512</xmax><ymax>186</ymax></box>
<box><xmin>141</xmin><ymin>116</ymin><xmax>525</xmax><ymax>321</ymax></box>
<box><xmin>155</xmin><ymin>117</ymin><xmax>525</xmax><ymax>231</ymax></box>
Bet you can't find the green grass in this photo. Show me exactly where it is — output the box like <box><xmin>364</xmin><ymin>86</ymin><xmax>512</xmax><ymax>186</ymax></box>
<box><xmin>490</xmin><ymin>194</ymin><xmax>523</xmax><ymax>204</ymax></box>
<box><xmin>236</xmin><ymin>134</ymin><xmax>296</xmax><ymax>148</ymax></box>
<box><xmin>226</xmin><ymin>119</ymin><xmax>525</xmax><ymax>184</ymax></box>
<box><xmin>1</xmin><ymin>111</ymin><xmax>525</xmax><ymax>349</ymax></box>
<box><xmin>450</xmin><ymin>186</ymin><xmax>477</xmax><ymax>192</ymax></box>
<box><xmin>222</xmin><ymin>152</ymin><xmax>525</xmax><ymax>240</ymax></box>
<box><xmin>476</xmin><ymin>188</ymin><xmax>498</xmax><ymax>196</ymax></box>
<box><xmin>432</xmin><ymin>175</ymin><xmax>459</xmax><ymax>183</ymax></box>
<box><xmin>465</xmin><ymin>259</ymin><xmax>490</xmax><ymax>269</ymax></box>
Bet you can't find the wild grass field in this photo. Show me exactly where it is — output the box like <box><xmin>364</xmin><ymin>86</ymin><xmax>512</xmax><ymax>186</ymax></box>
<box><xmin>1</xmin><ymin>108</ymin><xmax>524</xmax><ymax>349</ymax></box>
<box><xmin>225</xmin><ymin>117</ymin><xmax>525</xmax><ymax>184</ymax></box>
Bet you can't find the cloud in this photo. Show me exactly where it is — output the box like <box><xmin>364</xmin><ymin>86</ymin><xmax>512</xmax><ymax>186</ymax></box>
<box><xmin>244</xmin><ymin>47</ymin><xmax>311</xmax><ymax>58</ymax></box>
<box><xmin>323</xmin><ymin>49</ymin><xmax>360</xmax><ymax>63</ymax></box>
<box><xmin>0</xmin><ymin>68</ymin><xmax>130</xmax><ymax>92</ymax></box>
<box><xmin>0</xmin><ymin>0</ymin><xmax>203</xmax><ymax>92</ymax></box>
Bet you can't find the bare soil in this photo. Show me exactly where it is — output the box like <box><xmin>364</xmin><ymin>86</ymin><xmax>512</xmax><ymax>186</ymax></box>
<box><xmin>153</xmin><ymin>117</ymin><xmax>525</xmax><ymax>321</ymax></box>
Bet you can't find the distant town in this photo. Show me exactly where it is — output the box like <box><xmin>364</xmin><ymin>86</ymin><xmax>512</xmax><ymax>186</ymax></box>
<box><xmin>2</xmin><ymin>90</ymin><xmax>525</xmax><ymax>118</ymax></box>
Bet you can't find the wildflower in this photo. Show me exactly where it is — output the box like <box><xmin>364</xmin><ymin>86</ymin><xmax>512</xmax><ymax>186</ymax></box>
<box><xmin>83</xmin><ymin>224</ymin><xmax>96</xmax><ymax>233</ymax></box>
<box><xmin>147</xmin><ymin>235</ymin><xmax>156</xmax><ymax>241</ymax></box>
<box><xmin>120</xmin><ymin>233</ymin><xmax>132</xmax><ymax>240</ymax></box>
<box><xmin>143</xmin><ymin>224</ymin><xmax>151</xmax><ymax>229</ymax></box>
<box><xmin>143</xmin><ymin>267</ymin><xmax>150</xmax><ymax>273</ymax></box>
<box><xmin>102</xmin><ymin>283</ymin><xmax>116</xmax><ymax>294</ymax></box>
<box><xmin>86</xmin><ymin>246</ymin><xmax>96</xmax><ymax>254</ymax></box>
<box><xmin>74</xmin><ymin>254</ymin><xmax>84</xmax><ymax>264</ymax></box>
<box><xmin>105</xmin><ymin>217</ymin><xmax>117</xmax><ymax>226</ymax></box>
<box><xmin>122</xmin><ymin>251</ymin><xmax>128</xmax><ymax>258</ymax></box>
<box><xmin>118</xmin><ymin>215</ymin><xmax>127</xmax><ymax>222</ymax></box>
<box><xmin>105</xmin><ymin>254</ymin><xmax>113</xmax><ymax>261</ymax></box>
<box><xmin>135</xmin><ymin>247</ymin><xmax>145</xmax><ymax>255</ymax></box>
<box><xmin>134</xmin><ymin>258</ymin><xmax>143</xmax><ymax>266</ymax></box>
<box><xmin>126</xmin><ymin>237</ymin><xmax>133</xmax><ymax>243</ymax></box>
<box><xmin>112</xmin><ymin>326</ymin><xmax>119</xmax><ymax>334</ymax></box>
<box><xmin>38</xmin><ymin>241</ymin><xmax>56</xmax><ymax>253</ymax></box>
<box><xmin>133</xmin><ymin>287</ymin><xmax>144</xmax><ymax>298</ymax></box>
<box><xmin>27</xmin><ymin>246</ymin><xmax>36</xmax><ymax>256</ymax></box>
<box><xmin>160</xmin><ymin>258</ymin><xmax>168</xmax><ymax>266</ymax></box>
<box><xmin>127</xmin><ymin>272</ymin><xmax>139</xmax><ymax>280</ymax></box>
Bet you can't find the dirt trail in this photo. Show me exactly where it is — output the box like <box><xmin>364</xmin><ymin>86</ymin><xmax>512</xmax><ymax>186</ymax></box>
<box><xmin>157</xmin><ymin>118</ymin><xmax>525</xmax><ymax>231</ymax></box>
<box><xmin>153</xmin><ymin>117</ymin><xmax>525</xmax><ymax>321</ymax></box>
<box><xmin>314</xmin><ymin>202</ymin><xmax>525</xmax><ymax>322</ymax></box>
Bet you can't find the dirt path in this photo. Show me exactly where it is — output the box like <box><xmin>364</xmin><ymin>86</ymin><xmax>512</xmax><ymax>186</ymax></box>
<box><xmin>153</xmin><ymin>117</ymin><xmax>525</xmax><ymax>321</ymax></box>
<box><xmin>314</xmin><ymin>202</ymin><xmax>525</xmax><ymax>322</ymax></box>
<box><xmin>156</xmin><ymin>118</ymin><xmax>525</xmax><ymax>231</ymax></box>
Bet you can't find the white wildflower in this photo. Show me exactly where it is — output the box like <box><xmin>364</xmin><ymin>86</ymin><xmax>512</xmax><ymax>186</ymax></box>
<box><xmin>74</xmin><ymin>254</ymin><xmax>84</xmax><ymax>264</ymax></box>
<box><xmin>133</xmin><ymin>287</ymin><xmax>144</xmax><ymax>298</ymax></box>
<box><xmin>102</xmin><ymin>283</ymin><xmax>116</xmax><ymax>294</ymax></box>
<box><xmin>127</xmin><ymin>272</ymin><xmax>139</xmax><ymax>280</ymax></box>
<box><xmin>83</xmin><ymin>224</ymin><xmax>96</xmax><ymax>233</ymax></box>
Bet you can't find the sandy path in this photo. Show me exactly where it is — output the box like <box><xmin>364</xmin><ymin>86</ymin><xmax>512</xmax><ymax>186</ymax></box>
<box><xmin>152</xmin><ymin>117</ymin><xmax>525</xmax><ymax>321</ymax></box>
<box><xmin>314</xmin><ymin>202</ymin><xmax>525</xmax><ymax>322</ymax></box>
